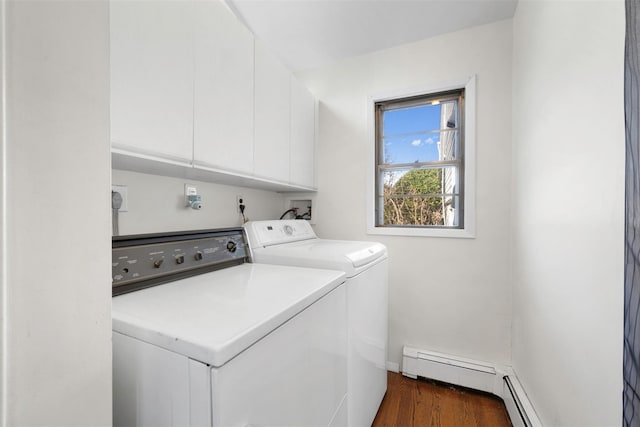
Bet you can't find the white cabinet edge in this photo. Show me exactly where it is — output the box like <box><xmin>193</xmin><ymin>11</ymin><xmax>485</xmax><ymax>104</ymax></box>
<box><xmin>113</xmin><ymin>149</ymin><xmax>317</xmax><ymax>193</ymax></box>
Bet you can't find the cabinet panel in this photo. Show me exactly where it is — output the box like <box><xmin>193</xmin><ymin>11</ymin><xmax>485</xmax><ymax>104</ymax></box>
<box><xmin>193</xmin><ymin>0</ymin><xmax>254</xmax><ymax>174</ymax></box>
<box><xmin>110</xmin><ymin>0</ymin><xmax>194</xmax><ymax>162</ymax></box>
<box><xmin>254</xmin><ymin>40</ymin><xmax>291</xmax><ymax>183</ymax></box>
<box><xmin>111</xmin><ymin>0</ymin><xmax>317</xmax><ymax>192</ymax></box>
<box><xmin>290</xmin><ymin>77</ymin><xmax>316</xmax><ymax>188</ymax></box>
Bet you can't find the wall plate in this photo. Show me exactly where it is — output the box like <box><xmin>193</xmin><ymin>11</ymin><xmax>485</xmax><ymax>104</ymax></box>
<box><xmin>112</xmin><ymin>185</ymin><xmax>128</xmax><ymax>212</ymax></box>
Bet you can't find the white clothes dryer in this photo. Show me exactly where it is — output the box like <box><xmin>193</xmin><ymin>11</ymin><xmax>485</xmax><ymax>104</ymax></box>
<box><xmin>112</xmin><ymin>228</ymin><xmax>348</xmax><ymax>427</ymax></box>
<box><xmin>244</xmin><ymin>220</ymin><xmax>389</xmax><ymax>427</ymax></box>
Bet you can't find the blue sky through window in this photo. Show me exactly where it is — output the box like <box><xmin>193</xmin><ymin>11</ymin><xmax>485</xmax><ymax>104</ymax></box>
<box><xmin>382</xmin><ymin>103</ymin><xmax>442</xmax><ymax>164</ymax></box>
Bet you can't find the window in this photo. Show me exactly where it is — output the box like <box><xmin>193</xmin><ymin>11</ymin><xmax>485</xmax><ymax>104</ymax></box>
<box><xmin>367</xmin><ymin>77</ymin><xmax>475</xmax><ymax>238</ymax></box>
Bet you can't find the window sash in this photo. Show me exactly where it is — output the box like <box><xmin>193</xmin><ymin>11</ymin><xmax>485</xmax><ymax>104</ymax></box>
<box><xmin>377</xmin><ymin>90</ymin><xmax>462</xmax><ymax>112</ymax></box>
<box><xmin>378</xmin><ymin>160</ymin><xmax>461</xmax><ymax>170</ymax></box>
<box><xmin>376</xmin><ymin>165</ymin><xmax>462</xmax><ymax>228</ymax></box>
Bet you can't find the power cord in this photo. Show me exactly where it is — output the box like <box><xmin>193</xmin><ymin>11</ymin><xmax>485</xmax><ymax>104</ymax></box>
<box><xmin>280</xmin><ymin>207</ymin><xmax>312</xmax><ymax>220</ymax></box>
<box><xmin>112</xmin><ymin>191</ymin><xmax>123</xmax><ymax>236</ymax></box>
<box><xmin>239</xmin><ymin>201</ymin><xmax>247</xmax><ymax>224</ymax></box>
<box><xmin>279</xmin><ymin>208</ymin><xmax>298</xmax><ymax>219</ymax></box>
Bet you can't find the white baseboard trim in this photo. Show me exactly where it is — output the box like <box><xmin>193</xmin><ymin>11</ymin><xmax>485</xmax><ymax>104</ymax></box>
<box><xmin>501</xmin><ymin>371</ymin><xmax>543</xmax><ymax>427</ymax></box>
<box><xmin>385</xmin><ymin>361</ymin><xmax>400</xmax><ymax>373</ymax></box>
<box><xmin>401</xmin><ymin>346</ymin><xmax>542</xmax><ymax>427</ymax></box>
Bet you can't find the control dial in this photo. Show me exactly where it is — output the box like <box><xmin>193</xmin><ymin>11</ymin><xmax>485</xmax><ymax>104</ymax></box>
<box><xmin>175</xmin><ymin>255</ymin><xmax>185</xmax><ymax>265</ymax></box>
<box><xmin>194</xmin><ymin>251</ymin><xmax>204</xmax><ymax>261</ymax></box>
<box><xmin>153</xmin><ymin>259</ymin><xmax>164</xmax><ymax>268</ymax></box>
<box><xmin>226</xmin><ymin>241</ymin><xmax>237</xmax><ymax>253</ymax></box>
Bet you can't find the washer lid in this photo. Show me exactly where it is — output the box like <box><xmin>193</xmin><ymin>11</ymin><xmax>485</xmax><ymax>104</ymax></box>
<box><xmin>251</xmin><ymin>239</ymin><xmax>387</xmax><ymax>278</ymax></box>
<box><xmin>112</xmin><ymin>263</ymin><xmax>345</xmax><ymax>368</ymax></box>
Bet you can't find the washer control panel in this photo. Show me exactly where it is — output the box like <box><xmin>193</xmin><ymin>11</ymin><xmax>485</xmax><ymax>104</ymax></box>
<box><xmin>244</xmin><ymin>220</ymin><xmax>317</xmax><ymax>248</ymax></box>
<box><xmin>112</xmin><ymin>228</ymin><xmax>247</xmax><ymax>295</ymax></box>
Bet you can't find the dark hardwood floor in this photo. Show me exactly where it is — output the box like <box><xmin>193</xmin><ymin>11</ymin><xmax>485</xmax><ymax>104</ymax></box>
<box><xmin>372</xmin><ymin>372</ymin><xmax>512</xmax><ymax>427</ymax></box>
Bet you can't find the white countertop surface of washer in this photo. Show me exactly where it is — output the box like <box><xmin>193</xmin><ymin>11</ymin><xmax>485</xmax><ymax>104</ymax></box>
<box><xmin>112</xmin><ymin>263</ymin><xmax>346</xmax><ymax>367</ymax></box>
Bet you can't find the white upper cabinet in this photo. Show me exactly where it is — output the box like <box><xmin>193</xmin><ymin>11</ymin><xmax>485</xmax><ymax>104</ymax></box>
<box><xmin>290</xmin><ymin>77</ymin><xmax>316</xmax><ymax>188</ymax></box>
<box><xmin>193</xmin><ymin>1</ymin><xmax>254</xmax><ymax>175</ymax></box>
<box><xmin>111</xmin><ymin>0</ymin><xmax>317</xmax><ymax>191</ymax></box>
<box><xmin>110</xmin><ymin>1</ymin><xmax>194</xmax><ymax>163</ymax></box>
<box><xmin>254</xmin><ymin>40</ymin><xmax>291</xmax><ymax>183</ymax></box>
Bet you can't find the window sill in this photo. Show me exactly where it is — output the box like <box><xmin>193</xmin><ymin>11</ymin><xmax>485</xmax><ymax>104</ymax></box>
<box><xmin>366</xmin><ymin>226</ymin><xmax>475</xmax><ymax>239</ymax></box>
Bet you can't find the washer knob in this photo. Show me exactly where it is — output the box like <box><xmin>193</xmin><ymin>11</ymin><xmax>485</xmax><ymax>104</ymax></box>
<box><xmin>226</xmin><ymin>241</ymin><xmax>237</xmax><ymax>253</ymax></box>
<box><xmin>153</xmin><ymin>259</ymin><xmax>164</xmax><ymax>268</ymax></box>
<box><xmin>175</xmin><ymin>255</ymin><xmax>185</xmax><ymax>265</ymax></box>
<box><xmin>194</xmin><ymin>251</ymin><xmax>204</xmax><ymax>261</ymax></box>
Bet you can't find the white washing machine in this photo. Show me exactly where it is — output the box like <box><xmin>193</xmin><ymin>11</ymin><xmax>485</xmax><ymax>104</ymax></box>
<box><xmin>244</xmin><ymin>220</ymin><xmax>388</xmax><ymax>427</ymax></box>
<box><xmin>112</xmin><ymin>228</ymin><xmax>348</xmax><ymax>427</ymax></box>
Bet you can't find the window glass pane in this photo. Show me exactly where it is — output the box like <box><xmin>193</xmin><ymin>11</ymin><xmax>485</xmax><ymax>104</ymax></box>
<box><xmin>440</xmin><ymin>100</ymin><xmax>458</xmax><ymax>129</ymax></box>
<box><xmin>381</xmin><ymin>130</ymin><xmax>459</xmax><ymax>164</ymax></box>
<box><xmin>378</xmin><ymin>167</ymin><xmax>460</xmax><ymax>227</ymax></box>
<box><xmin>439</xmin><ymin>129</ymin><xmax>459</xmax><ymax>161</ymax></box>
<box><xmin>382</xmin><ymin>104</ymin><xmax>441</xmax><ymax>136</ymax></box>
<box><xmin>379</xmin><ymin>195</ymin><xmax>460</xmax><ymax>227</ymax></box>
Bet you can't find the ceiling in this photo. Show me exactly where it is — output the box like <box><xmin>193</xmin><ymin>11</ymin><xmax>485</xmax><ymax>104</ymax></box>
<box><xmin>226</xmin><ymin>0</ymin><xmax>518</xmax><ymax>73</ymax></box>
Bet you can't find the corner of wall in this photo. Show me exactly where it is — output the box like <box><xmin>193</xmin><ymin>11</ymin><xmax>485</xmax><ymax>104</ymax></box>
<box><xmin>0</xmin><ymin>0</ymin><xmax>6</xmax><ymax>424</ymax></box>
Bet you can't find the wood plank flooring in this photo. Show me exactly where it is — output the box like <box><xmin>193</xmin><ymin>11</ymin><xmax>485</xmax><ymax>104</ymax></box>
<box><xmin>371</xmin><ymin>372</ymin><xmax>512</xmax><ymax>427</ymax></box>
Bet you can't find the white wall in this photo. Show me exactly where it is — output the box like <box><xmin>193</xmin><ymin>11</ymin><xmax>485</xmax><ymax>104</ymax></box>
<box><xmin>1</xmin><ymin>1</ymin><xmax>112</xmax><ymax>426</ymax></box>
<box><xmin>112</xmin><ymin>169</ymin><xmax>287</xmax><ymax>235</ymax></box>
<box><xmin>298</xmin><ymin>20</ymin><xmax>513</xmax><ymax>367</ymax></box>
<box><xmin>511</xmin><ymin>1</ymin><xmax>624</xmax><ymax>426</ymax></box>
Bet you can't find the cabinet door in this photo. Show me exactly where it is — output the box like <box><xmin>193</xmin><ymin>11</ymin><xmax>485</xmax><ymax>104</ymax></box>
<box><xmin>254</xmin><ymin>40</ymin><xmax>291</xmax><ymax>183</ymax></box>
<box><xmin>290</xmin><ymin>77</ymin><xmax>316</xmax><ymax>188</ymax></box>
<box><xmin>193</xmin><ymin>0</ymin><xmax>254</xmax><ymax>174</ymax></box>
<box><xmin>110</xmin><ymin>0</ymin><xmax>194</xmax><ymax>163</ymax></box>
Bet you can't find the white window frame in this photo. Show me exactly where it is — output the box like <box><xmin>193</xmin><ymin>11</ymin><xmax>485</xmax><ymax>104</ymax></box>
<box><xmin>366</xmin><ymin>75</ymin><xmax>476</xmax><ymax>238</ymax></box>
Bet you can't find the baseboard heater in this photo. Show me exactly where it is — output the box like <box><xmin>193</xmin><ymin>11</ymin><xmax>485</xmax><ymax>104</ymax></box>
<box><xmin>402</xmin><ymin>346</ymin><xmax>542</xmax><ymax>427</ymax></box>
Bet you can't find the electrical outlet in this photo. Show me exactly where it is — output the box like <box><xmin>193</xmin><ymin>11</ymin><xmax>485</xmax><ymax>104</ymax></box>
<box><xmin>237</xmin><ymin>195</ymin><xmax>244</xmax><ymax>213</ymax></box>
<box><xmin>112</xmin><ymin>185</ymin><xmax>128</xmax><ymax>212</ymax></box>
